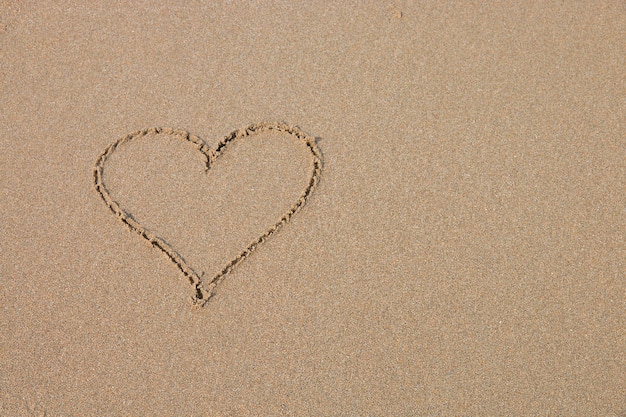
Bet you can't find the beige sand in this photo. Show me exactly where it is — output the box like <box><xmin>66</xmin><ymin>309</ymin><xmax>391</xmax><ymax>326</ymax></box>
<box><xmin>1</xmin><ymin>2</ymin><xmax>624</xmax><ymax>416</ymax></box>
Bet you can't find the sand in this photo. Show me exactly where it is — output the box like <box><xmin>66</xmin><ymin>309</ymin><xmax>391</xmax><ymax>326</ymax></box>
<box><xmin>1</xmin><ymin>2</ymin><xmax>625</xmax><ymax>416</ymax></box>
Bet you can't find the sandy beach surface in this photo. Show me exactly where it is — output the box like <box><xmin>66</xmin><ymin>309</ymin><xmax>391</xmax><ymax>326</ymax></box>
<box><xmin>1</xmin><ymin>2</ymin><xmax>624</xmax><ymax>416</ymax></box>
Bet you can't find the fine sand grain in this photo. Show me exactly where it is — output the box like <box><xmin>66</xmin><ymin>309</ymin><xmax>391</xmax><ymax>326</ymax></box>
<box><xmin>1</xmin><ymin>2</ymin><xmax>625</xmax><ymax>416</ymax></box>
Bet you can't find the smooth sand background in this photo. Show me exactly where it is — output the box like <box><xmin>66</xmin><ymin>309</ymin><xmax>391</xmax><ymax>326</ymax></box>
<box><xmin>1</xmin><ymin>2</ymin><xmax>624</xmax><ymax>416</ymax></box>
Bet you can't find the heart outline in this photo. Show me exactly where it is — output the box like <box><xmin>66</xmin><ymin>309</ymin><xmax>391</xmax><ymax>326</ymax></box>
<box><xmin>94</xmin><ymin>122</ymin><xmax>322</xmax><ymax>308</ymax></box>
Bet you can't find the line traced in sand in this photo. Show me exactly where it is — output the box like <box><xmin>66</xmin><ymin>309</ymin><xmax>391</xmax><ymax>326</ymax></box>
<box><xmin>93</xmin><ymin>122</ymin><xmax>322</xmax><ymax>308</ymax></box>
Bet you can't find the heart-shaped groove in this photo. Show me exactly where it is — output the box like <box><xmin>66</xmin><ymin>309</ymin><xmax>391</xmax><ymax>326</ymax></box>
<box><xmin>94</xmin><ymin>122</ymin><xmax>322</xmax><ymax>308</ymax></box>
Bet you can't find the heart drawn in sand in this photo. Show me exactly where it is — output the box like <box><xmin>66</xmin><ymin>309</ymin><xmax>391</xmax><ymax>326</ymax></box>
<box><xmin>94</xmin><ymin>122</ymin><xmax>322</xmax><ymax>308</ymax></box>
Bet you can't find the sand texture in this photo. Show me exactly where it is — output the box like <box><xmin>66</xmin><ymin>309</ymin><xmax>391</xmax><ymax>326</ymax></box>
<box><xmin>1</xmin><ymin>2</ymin><xmax>625</xmax><ymax>416</ymax></box>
